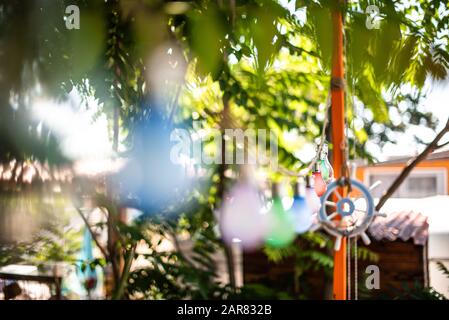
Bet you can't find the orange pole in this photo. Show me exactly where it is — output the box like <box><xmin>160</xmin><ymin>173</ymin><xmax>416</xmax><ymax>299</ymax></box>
<box><xmin>331</xmin><ymin>2</ymin><xmax>346</xmax><ymax>300</ymax></box>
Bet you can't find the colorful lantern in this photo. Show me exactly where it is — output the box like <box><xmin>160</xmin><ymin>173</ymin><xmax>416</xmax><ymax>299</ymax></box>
<box><xmin>265</xmin><ymin>183</ymin><xmax>296</xmax><ymax>248</ymax></box>
<box><xmin>319</xmin><ymin>143</ymin><xmax>334</xmax><ymax>183</ymax></box>
<box><xmin>220</xmin><ymin>177</ymin><xmax>268</xmax><ymax>250</ymax></box>
<box><xmin>289</xmin><ymin>181</ymin><xmax>313</xmax><ymax>234</ymax></box>
<box><xmin>313</xmin><ymin>163</ymin><xmax>327</xmax><ymax>197</ymax></box>
<box><xmin>305</xmin><ymin>175</ymin><xmax>322</xmax><ymax>213</ymax></box>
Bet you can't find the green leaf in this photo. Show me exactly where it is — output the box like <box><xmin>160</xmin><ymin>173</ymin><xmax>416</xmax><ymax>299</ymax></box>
<box><xmin>308</xmin><ymin>4</ymin><xmax>332</xmax><ymax>68</ymax></box>
<box><xmin>251</xmin><ymin>4</ymin><xmax>279</xmax><ymax>71</ymax></box>
<box><xmin>67</xmin><ymin>12</ymin><xmax>106</xmax><ymax>80</ymax></box>
<box><xmin>189</xmin><ymin>5</ymin><xmax>226</xmax><ymax>78</ymax></box>
<box><xmin>436</xmin><ymin>261</ymin><xmax>449</xmax><ymax>279</ymax></box>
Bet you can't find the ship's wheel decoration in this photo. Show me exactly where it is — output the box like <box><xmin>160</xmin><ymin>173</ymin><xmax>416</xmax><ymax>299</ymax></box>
<box><xmin>312</xmin><ymin>177</ymin><xmax>386</xmax><ymax>251</ymax></box>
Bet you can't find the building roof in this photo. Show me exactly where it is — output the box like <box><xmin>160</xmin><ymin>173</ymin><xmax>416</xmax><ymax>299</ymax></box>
<box><xmin>368</xmin><ymin>210</ymin><xmax>429</xmax><ymax>245</ymax></box>
<box><xmin>376</xmin><ymin>196</ymin><xmax>449</xmax><ymax>234</ymax></box>
<box><xmin>358</xmin><ymin>149</ymin><xmax>449</xmax><ymax>167</ymax></box>
<box><xmin>315</xmin><ymin>196</ymin><xmax>449</xmax><ymax>245</ymax></box>
<box><xmin>365</xmin><ymin>195</ymin><xmax>449</xmax><ymax>245</ymax></box>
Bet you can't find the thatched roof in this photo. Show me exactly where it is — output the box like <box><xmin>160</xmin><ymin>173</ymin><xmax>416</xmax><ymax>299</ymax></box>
<box><xmin>0</xmin><ymin>160</ymin><xmax>73</xmax><ymax>191</ymax></box>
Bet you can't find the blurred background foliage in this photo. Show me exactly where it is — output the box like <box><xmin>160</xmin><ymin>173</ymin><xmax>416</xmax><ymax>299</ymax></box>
<box><xmin>0</xmin><ymin>0</ymin><xmax>448</xmax><ymax>299</ymax></box>
<box><xmin>0</xmin><ymin>192</ymin><xmax>81</xmax><ymax>267</ymax></box>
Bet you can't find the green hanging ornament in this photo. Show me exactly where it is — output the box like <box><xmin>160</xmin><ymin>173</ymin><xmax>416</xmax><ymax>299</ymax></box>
<box><xmin>265</xmin><ymin>183</ymin><xmax>296</xmax><ymax>248</ymax></box>
<box><xmin>318</xmin><ymin>143</ymin><xmax>334</xmax><ymax>183</ymax></box>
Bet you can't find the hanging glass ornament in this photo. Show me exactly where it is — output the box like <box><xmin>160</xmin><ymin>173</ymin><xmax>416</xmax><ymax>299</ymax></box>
<box><xmin>305</xmin><ymin>175</ymin><xmax>321</xmax><ymax>213</ymax></box>
<box><xmin>265</xmin><ymin>183</ymin><xmax>296</xmax><ymax>248</ymax></box>
<box><xmin>319</xmin><ymin>143</ymin><xmax>334</xmax><ymax>183</ymax></box>
<box><xmin>220</xmin><ymin>172</ymin><xmax>269</xmax><ymax>251</ymax></box>
<box><xmin>288</xmin><ymin>181</ymin><xmax>313</xmax><ymax>234</ymax></box>
<box><xmin>313</xmin><ymin>163</ymin><xmax>327</xmax><ymax>197</ymax></box>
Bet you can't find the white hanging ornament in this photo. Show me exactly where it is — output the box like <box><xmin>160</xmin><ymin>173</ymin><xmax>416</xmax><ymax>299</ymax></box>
<box><xmin>220</xmin><ymin>179</ymin><xmax>269</xmax><ymax>251</ymax></box>
<box><xmin>305</xmin><ymin>175</ymin><xmax>322</xmax><ymax>214</ymax></box>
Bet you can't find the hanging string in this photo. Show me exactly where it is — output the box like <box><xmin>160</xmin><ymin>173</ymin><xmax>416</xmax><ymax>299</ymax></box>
<box><xmin>354</xmin><ymin>236</ymin><xmax>358</xmax><ymax>300</ymax></box>
<box><xmin>277</xmin><ymin>91</ymin><xmax>332</xmax><ymax>178</ymax></box>
<box><xmin>224</xmin><ymin>89</ymin><xmax>331</xmax><ymax>180</ymax></box>
<box><xmin>348</xmin><ymin>12</ymin><xmax>357</xmax><ymax>181</ymax></box>
<box><xmin>350</xmin><ymin>65</ymin><xmax>357</xmax><ymax>179</ymax></box>
<box><xmin>348</xmin><ymin>5</ymin><xmax>358</xmax><ymax>300</ymax></box>
<box><xmin>343</xmin><ymin>2</ymin><xmax>357</xmax><ymax>301</ymax></box>
<box><xmin>347</xmin><ymin>236</ymin><xmax>351</xmax><ymax>300</ymax></box>
<box><xmin>335</xmin><ymin>3</ymin><xmax>352</xmax><ymax>196</ymax></box>
<box><xmin>312</xmin><ymin>91</ymin><xmax>332</xmax><ymax>172</ymax></box>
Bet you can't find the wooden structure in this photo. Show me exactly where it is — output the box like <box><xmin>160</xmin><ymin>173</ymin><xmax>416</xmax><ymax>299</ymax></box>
<box><xmin>330</xmin><ymin>0</ymin><xmax>346</xmax><ymax>300</ymax></box>
<box><xmin>243</xmin><ymin>210</ymin><xmax>428</xmax><ymax>299</ymax></box>
<box><xmin>0</xmin><ymin>265</ymin><xmax>64</xmax><ymax>300</ymax></box>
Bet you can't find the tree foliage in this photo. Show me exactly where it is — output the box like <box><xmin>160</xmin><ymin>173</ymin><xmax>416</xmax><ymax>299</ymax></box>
<box><xmin>0</xmin><ymin>0</ymin><xmax>448</xmax><ymax>299</ymax></box>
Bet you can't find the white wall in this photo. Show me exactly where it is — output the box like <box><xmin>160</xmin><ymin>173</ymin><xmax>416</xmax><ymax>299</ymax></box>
<box><xmin>428</xmin><ymin>234</ymin><xmax>449</xmax><ymax>298</ymax></box>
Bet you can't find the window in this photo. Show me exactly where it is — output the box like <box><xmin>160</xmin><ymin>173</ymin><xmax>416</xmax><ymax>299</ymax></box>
<box><xmin>367</xmin><ymin>169</ymin><xmax>446</xmax><ymax>198</ymax></box>
<box><xmin>407</xmin><ymin>176</ymin><xmax>438</xmax><ymax>197</ymax></box>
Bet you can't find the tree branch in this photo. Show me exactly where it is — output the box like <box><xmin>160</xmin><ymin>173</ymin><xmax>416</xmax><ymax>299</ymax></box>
<box><xmin>436</xmin><ymin>140</ymin><xmax>449</xmax><ymax>150</ymax></box>
<box><xmin>219</xmin><ymin>90</ymin><xmax>237</xmax><ymax>291</ymax></box>
<box><xmin>112</xmin><ymin>244</ymin><xmax>136</xmax><ymax>300</ymax></box>
<box><xmin>167</xmin><ymin>227</ymin><xmax>196</xmax><ymax>268</ymax></box>
<box><xmin>74</xmin><ymin>206</ymin><xmax>110</xmax><ymax>260</ymax></box>
<box><xmin>376</xmin><ymin>118</ymin><xmax>449</xmax><ymax>211</ymax></box>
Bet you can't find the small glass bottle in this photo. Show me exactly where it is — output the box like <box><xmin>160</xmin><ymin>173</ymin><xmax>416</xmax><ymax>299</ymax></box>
<box><xmin>319</xmin><ymin>143</ymin><xmax>334</xmax><ymax>183</ymax></box>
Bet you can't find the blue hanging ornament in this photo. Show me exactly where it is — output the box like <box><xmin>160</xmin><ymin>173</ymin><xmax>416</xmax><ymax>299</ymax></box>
<box><xmin>116</xmin><ymin>98</ymin><xmax>191</xmax><ymax>215</ymax></box>
<box><xmin>77</xmin><ymin>228</ymin><xmax>97</xmax><ymax>297</ymax></box>
<box><xmin>289</xmin><ymin>181</ymin><xmax>313</xmax><ymax>234</ymax></box>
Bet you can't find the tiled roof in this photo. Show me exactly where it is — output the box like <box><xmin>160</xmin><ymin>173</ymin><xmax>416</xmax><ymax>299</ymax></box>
<box><xmin>368</xmin><ymin>210</ymin><xmax>429</xmax><ymax>245</ymax></box>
